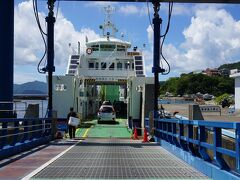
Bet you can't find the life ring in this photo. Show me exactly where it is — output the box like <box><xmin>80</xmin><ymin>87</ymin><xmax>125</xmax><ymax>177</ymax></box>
<box><xmin>86</xmin><ymin>48</ymin><xmax>92</xmax><ymax>55</ymax></box>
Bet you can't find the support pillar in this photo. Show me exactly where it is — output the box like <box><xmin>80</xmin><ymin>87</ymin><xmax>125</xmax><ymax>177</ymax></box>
<box><xmin>152</xmin><ymin>1</ymin><xmax>164</xmax><ymax>118</ymax></box>
<box><xmin>0</xmin><ymin>0</ymin><xmax>14</xmax><ymax>118</ymax></box>
<box><xmin>46</xmin><ymin>0</ymin><xmax>56</xmax><ymax>118</ymax></box>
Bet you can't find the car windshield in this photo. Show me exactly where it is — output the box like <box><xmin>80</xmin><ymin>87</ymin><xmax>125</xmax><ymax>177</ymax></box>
<box><xmin>100</xmin><ymin>107</ymin><xmax>113</xmax><ymax>113</ymax></box>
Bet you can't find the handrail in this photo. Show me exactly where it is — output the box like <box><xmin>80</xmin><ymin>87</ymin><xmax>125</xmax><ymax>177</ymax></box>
<box><xmin>0</xmin><ymin>117</ymin><xmax>53</xmax><ymax>159</ymax></box>
<box><xmin>145</xmin><ymin>117</ymin><xmax>240</xmax><ymax>174</ymax></box>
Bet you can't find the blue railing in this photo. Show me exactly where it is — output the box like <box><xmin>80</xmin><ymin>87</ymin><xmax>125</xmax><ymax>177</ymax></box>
<box><xmin>0</xmin><ymin>118</ymin><xmax>52</xmax><ymax>159</ymax></box>
<box><xmin>145</xmin><ymin>117</ymin><xmax>240</xmax><ymax>175</ymax></box>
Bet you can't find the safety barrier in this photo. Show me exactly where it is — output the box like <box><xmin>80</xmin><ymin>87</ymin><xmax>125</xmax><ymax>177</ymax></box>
<box><xmin>0</xmin><ymin>118</ymin><xmax>52</xmax><ymax>160</ymax></box>
<box><xmin>145</xmin><ymin>117</ymin><xmax>240</xmax><ymax>178</ymax></box>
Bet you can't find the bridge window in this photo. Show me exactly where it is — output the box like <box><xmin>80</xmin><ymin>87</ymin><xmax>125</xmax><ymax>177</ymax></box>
<box><xmin>135</xmin><ymin>56</ymin><xmax>142</xmax><ymax>60</ymax></box>
<box><xmin>89</xmin><ymin>62</ymin><xmax>94</xmax><ymax>69</ymax></box>
<box><xmin>71</xmin><ymin>59</ymin><xmax>78</xmax><ymax>64</ymax></box>
<box><xmin>135</xmin><ymin>61</ymin><xmax>142</xmax><ymax>65</ymax></box>
<box><xmin>91</xmin><ymin>45</ymin><xmax>99</xmax><ymax>51</ymax></box>
<box><xmin>117</xmin><ymin>45</ymin><xmax>126</xmax><ymax>51</ymax></box>
<box><xmin>136</xmin><ymin>71</ymin><xmax>144</xmax><ymax>75</ymax></box>
<box><xmin>68</xmin><ymin>70</ymin><xmax>76</xmax><ymax>74</ymax></box>
<box><xmin>117</xmin><ymin>62</ymin><xmax>122</xmax><ymax>70</ymax></box>
<box><xmin>96</xmin><ymin>62</ymin><xmax>99</xmax><ymax>70</ymax></box>
<box><xmin>125</xmin><ymin>62</ymin><xmax>130</xmax><ymax>69</ymax></box>
<box><xmin>71</xmin><ymin>55</ymin><xmax>80</xmax><ymax>59</ymax></box>
<box><xmin>69</xmin><ymin>64</ymin><xmax>77</xmax><ymax>69</ymax></box>
<box><xmin>100</xmin><ymin>44</ymin><xmax>115</xmax><ymax>51</ymax></box>
<box><xmin>136</xmin><ymin>66</ymin><xmax>143</xmax><ymax>70</ymax></box>
<box><xmin>101</xmin><ymin>62</ymin><xmax>106</xmax><ymax>70</ymax></box>
<box><xmin>109</xmin><ymin>63</ymin><xmax>115</xmax><ymax>70</ymax></box>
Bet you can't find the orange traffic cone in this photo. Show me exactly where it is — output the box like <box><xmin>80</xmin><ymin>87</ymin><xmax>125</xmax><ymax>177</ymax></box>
<box><xmin>142</xmin><ymin>128</ymin><xmax>149</xmax><ymax>143</ymax></box>
<box><xmin>133</xmin><ymin>127</ymin><xmax>138</xmax><ymax>140</ymax></box>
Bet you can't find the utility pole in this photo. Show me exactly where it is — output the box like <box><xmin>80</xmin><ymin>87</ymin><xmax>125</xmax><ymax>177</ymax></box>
<box><xmin>46</xmin><ymin>0</ymin><xmax>56</xmax><ymax>118</ymax></box>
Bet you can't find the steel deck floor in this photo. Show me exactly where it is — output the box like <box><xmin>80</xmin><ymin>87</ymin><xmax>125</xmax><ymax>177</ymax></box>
<box><xmin>31</xmin><ymin>138</ymin><xmax>210</xmax><ymax>179</ymax></box>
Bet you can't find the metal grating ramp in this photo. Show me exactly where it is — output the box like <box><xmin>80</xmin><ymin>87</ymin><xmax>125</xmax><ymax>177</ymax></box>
<box><xmin>32</xmin><ymin>138</ymin><xmax>210</xmax><ymax>179</ymax></box>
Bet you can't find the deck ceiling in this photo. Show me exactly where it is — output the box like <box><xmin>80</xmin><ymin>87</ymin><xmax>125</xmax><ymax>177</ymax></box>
<box><xmin>50</xmin><ymin>0</ymin><xmax>240</xmax><ymax>4</ymax></box>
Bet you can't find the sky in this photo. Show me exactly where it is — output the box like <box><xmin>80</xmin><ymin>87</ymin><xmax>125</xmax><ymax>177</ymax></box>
<box><xmin>14</xmin><ymin>0</ymin><xmax>240</xmax><ymax>84</ymax></box>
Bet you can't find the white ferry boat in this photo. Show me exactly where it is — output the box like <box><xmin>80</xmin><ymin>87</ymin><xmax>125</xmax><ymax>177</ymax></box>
<box><xmin>52</xmin><ymin>6</ymin><xmax>154</xmax><ymax>122</ymax></box>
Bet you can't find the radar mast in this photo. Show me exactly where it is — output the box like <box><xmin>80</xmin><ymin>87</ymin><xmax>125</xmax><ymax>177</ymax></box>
<box><xmin>99</xmin><ymin>5</ymin><xmax>118</xmax><ymax>38</ymax></box>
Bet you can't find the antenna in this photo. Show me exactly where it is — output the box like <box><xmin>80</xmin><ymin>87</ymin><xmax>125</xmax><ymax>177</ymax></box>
<box><xmin>100</xmin><ymin>5</ymin><xmax>118</xmax><ymax>37</ymax></box>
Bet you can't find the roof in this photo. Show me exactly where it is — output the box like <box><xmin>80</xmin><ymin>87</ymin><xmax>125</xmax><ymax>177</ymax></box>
<box><xmin>86</xmin><ymin>37</ymin><xmax>131</xmax><ymax>47</ymax></box>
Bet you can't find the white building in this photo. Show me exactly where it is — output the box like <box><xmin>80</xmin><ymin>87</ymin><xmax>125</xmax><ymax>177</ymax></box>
<box><xmin>230</xmin><ymin>69</ymin><xmax>240</xmax><ymax>110</ymax></box>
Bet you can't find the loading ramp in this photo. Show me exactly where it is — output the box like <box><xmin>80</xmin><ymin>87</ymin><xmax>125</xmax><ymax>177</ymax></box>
<box><xmin>27</xmin><ymin>138</ymin><xmax>209</xmax><ymax>180</ymax></box>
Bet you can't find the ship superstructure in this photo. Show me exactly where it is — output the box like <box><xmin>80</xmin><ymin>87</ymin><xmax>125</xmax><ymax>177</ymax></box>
<box><xmin>52</xmin><ymin>6</ymin><xmax>153</xmax><ymax>121</ymax></box>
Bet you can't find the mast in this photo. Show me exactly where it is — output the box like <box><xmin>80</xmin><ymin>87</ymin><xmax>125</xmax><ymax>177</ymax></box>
<box><xmin>99</xmin><ymin>5</ymin><xmax>118</xmax><ymax>38</ymax></box>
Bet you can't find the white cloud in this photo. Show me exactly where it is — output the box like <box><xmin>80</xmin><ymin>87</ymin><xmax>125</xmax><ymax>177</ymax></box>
<box><xmin>161</xmin><ymin>3</ymin><xmax>192</xmax><ymax>16</ymax></box>
<box><xmin>14</xmin><ymin>1</ymin><xmax>99</xmax><ymax>83</ymax></box>
<box><xmin>146</xmin><ymin>7</ymin><xmax>240</xmax><ymax>75</ymax></box>
<box><xmin>118</xmin><ymin>5</ymin><xmax>138</xmax><ymax>15</ymax></box>
<box><xmin>118</xmin><ymin>5</ymin><xmax>149</xmax><ymax>16</ymax></box>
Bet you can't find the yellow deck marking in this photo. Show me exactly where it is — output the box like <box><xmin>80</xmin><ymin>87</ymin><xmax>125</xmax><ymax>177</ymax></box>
<box><xmin>83</xmin><ymin>127</ymin><xmax>91</xmax><ymax>138</ymax></box>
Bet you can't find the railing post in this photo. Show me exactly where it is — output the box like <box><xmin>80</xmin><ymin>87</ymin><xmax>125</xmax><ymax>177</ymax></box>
<box><xmin>163</xmin><ymin>121</ymin><xmax>167</xmax><ymax>141</ymax></box>
<box><xmin>159</xmin><ymin>120</ymin><xmax>162</xmax><ymax>139</ymax></box>
<box><xmin>198</xmin><ymin>125</ymin><xmax>211</xmax><ymax>161</ymax></box>
<box><xmin>167</xmin><ymin>122</ymin><xmax>173</xmax><ymax>144</ymax></box>
<box><xmin>172</xmin><ymin>122</ymin><xmax>180</xmax><ymax>147</ymax></box>
<box><xmin>236</xmin><ymin>124</ymin><xmax>240</xmax><ymax>173</ymax></box>
<box><xmin>21</xmin><ymin>120</ymin><xmax>29</xmax><ymax>142</ymax></box>
<box><xmin>213</xmin><ymin>127</ymin><xmax>229</xmax><ymax>170</ymax></box>
<box><xmin>188</xmin><ymin>123</ymin><xmax>196</xmax><ymax>156</ymax></box>
<box><xmin>12</xmin><ymin>121</ymin><xmax>19</xmax><ymax>146</ymax></box>
<box><xmin>179</xmin><ymin>122</ymin><xmax>188</xmax><ymax>151</ymax></box>
<box><xmin>31</xmin><ymin>119</ymin><xmax>36</xmax><ymax>140</ymax></box>
<box><xmin>0</xmin><ymin>122</ymin><xmax>8</xmax><ymax>148</ymax></box>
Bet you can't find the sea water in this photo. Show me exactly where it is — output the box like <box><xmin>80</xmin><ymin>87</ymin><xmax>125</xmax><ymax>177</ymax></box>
<box><xmin>159</xmin><ymin>99</ymin><xmax>194</xmax><ymax>104</ymax></box>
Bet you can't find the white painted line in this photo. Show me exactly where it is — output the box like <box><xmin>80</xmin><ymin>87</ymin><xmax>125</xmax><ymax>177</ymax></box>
<box><xmin>21</xmin><ymin>140</ymin><xmax>81</xmax><ymax>180</ymax></box>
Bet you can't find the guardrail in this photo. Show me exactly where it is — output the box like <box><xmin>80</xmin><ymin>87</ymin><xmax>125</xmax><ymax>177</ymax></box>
<box><xmin>0</xmin><ymin>118</ymin><xmax>52</xmax><ymax>160</ymax></box>
<box><xmin>145</xmin><ymin>117</ymin><xmax>240</xmax><ymax>175</ymax></box>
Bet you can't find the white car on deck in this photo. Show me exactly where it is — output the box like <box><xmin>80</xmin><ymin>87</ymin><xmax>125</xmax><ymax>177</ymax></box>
<box><xmin>97</xmin><ymin>105</ymin><xmax>116</xmax><ymax>123</ymax></box>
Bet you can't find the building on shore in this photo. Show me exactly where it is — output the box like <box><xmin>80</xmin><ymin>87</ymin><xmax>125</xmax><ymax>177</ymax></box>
<box><xmin>230</xmin><ymin>69</ymin><xmax>240</xmax><ymax>110</ymax></box>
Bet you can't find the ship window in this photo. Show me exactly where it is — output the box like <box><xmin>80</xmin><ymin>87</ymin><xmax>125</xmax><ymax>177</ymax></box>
<box><xmin>125</xmin><ymin>62</ymin><xmax>130</xmax><ymax>69</ymax></box>
<box><xmin>69</xmin><ymin>64</ymin><xmax>77</xmax><ymax>69</ymax></box>
<box><xmin>117</xmin><ymin>45</ymin><xmax>126</xmax><ymax>51</ymax></box>
<box><xmin>132</xmin><ymin>63</ymin><xmax>134</xmax><ymax>70</ymax></box>
<box><xmin>101</xmin><ymin>62</ymin><xmax>106</xmax><ymax>70</ymax></box>
<box><xmin>109</xmin><ymin>63</ymin><xmax>115</xmax><ymax>70</ymax></box>
<box><xmin>117</xmin><ymin>62</ymin><xmax>122</xmax><ymax>70</ymax></box>
<box><xmin>71</xmin><ymin>60</ymin><xmax>78</xmax><ymax>64</ymax></box>
<box><xmin>136</xmin><ymin>71</ymin><xmax>144</xmax><ymax>75</ymax></box>
<box><xmin>135</xmin><ymin>56</ymin><xmax>142</xmax><ymax>60</ymax></box>
<box><xmin>71</xmin><ymin>55</ymin><xmax>80</xmax><ymax>59</ymax></box>
<box><xmin>96</xmin><ymin>62</ymin><xmax>99</xmax><ymax>70</ymax></box>
<box><xmin>100</xmin><ymin>44</ymin><xmax>115</xmax><ymax>51</ymax></box>
<box><xmin>91</xmin><ymin>45</ymin><xmax>99</xmax><ymax>51</ymax></box>
<box><xmin>68</xmin><ymin>70</ymin><xmax>75</xmax><ymax>74</ymax></box>
<box><xmin>135</xmin><ymin>61</ymin><xmax>142</xmax><ymax>65</ymax></box>
<box><xmin>89</xmin><ymin>62</ymin><xmax>94</xmax><ymax>69</ymax></box>
<box><xmin>136</xmin><ymin>66</ymin><xmax>143</xmax><ymax>70</ymax></box>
